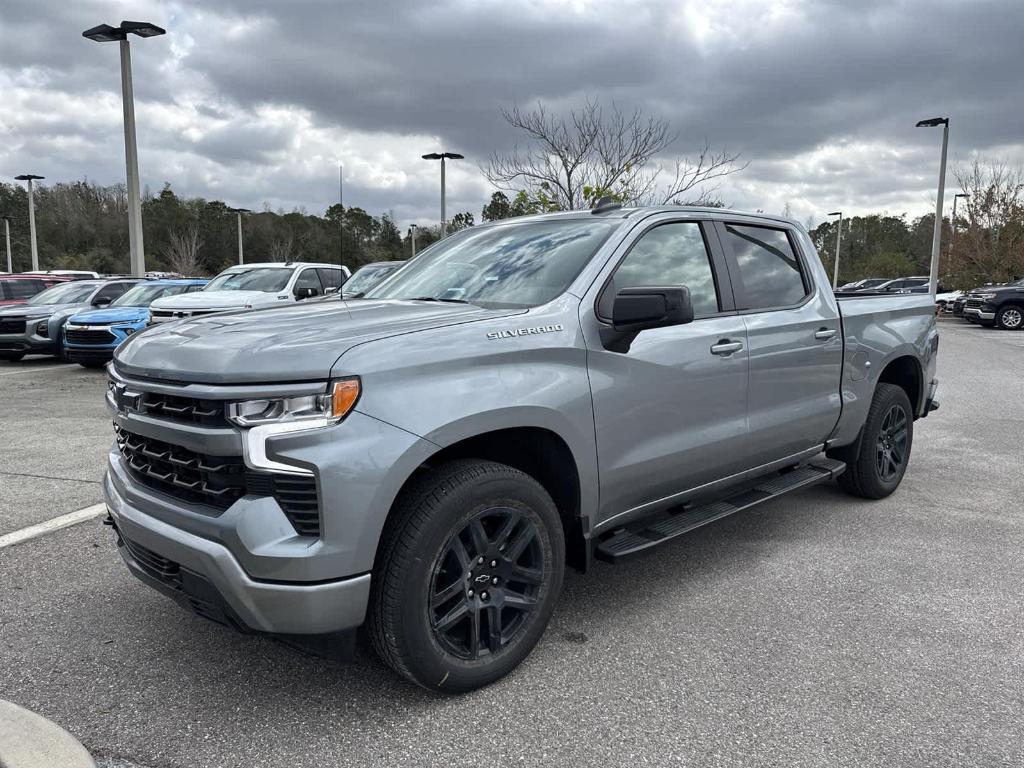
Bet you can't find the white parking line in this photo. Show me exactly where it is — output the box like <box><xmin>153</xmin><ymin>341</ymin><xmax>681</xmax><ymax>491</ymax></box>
<box><xmin>0</xmin><ymin>364</ymin><xmax>79</xmax><ymax>377</ymax></box>
<box><xmin>0</xmin><ymin>503</ymin><xmax>106</xmax><ymax>550</ymax></box>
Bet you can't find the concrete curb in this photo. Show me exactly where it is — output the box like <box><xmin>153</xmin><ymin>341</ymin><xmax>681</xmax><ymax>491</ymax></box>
<box><xmin>0</xmin><ymin>700</ymin><xmax>95</xmax><ymax>768</ymax></box>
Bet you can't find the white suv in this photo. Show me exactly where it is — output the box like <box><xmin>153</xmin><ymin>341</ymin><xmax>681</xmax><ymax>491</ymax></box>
<box><xmin>149</xmin><ymin>262</ymin><xmax>349</xmax><ymax>323</ymax></box>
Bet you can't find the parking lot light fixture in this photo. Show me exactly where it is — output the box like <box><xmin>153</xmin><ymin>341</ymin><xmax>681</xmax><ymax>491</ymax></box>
<box><xmin>228</xmin><ymin>208</ymin><xmax>252</xmax><ymax>264</ymax></box>
<box><xmin>14</xmin><ymin>175</ymin><xmax>44</xmax><ymax>272</ymax></box>
<box><xmin>916</xmin><ymin>117</ymin><xmax>950</xmax><ymax>297</ymax></box>
<box><xmin>83</xmin><ymin>20</ymin><xmax>167</xmax><ymax>278</ymax></box>
<box><xmin>828</xmin><ymin>211</ymin><xmax>842</xmax><ymax>289</ymax></box>
<box><xmin>422</xmin><ymin>152</ymin><xmax>464</xmax><ymax>237</ymax></box>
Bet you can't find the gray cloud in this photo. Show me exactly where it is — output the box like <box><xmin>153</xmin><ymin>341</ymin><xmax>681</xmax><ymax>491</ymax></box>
<box><xmin>1</xmin><ymin>0</ymin><xmax>1022</xmax><ymax>228</ymax></box>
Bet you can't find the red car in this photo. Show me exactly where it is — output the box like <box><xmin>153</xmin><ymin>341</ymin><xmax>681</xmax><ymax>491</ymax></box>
<box><xmin>0</xmin><ymin>274</ymin><xmax>72</xmax><ymax>307</ymax></box>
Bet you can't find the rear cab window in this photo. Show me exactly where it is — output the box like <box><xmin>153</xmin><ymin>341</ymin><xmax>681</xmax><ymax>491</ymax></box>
<box><xmin>719</xmin><ymin>223</ymin><xmax>809</xmax><ymax>310</ymax></box>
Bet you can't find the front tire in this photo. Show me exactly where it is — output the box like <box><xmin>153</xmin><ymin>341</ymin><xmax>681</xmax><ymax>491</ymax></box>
<box><xmin>368</xmin><ymin>459</ymin><xmax>564</xmax><ymax>692</ymax></box>
<box><xmin>838</xmin><ymin>383</ymin><xmax>914</xmax><ymax>499</ymax></box>
<box><xmin>996</xmin><ymin>305</ymin><xmax>1023</xmax><ymax>330</ymax></box>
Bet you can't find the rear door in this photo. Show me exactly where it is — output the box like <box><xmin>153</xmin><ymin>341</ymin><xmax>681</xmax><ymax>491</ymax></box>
<box><xmin>583</xmin><ymin>216</ymin><xmax>750</xmax><ymax>525</ymax></box>
<box><xmin>714</xmin><ymin>221</ymin><xmax>843</xmax><ymax>467</ymax></box>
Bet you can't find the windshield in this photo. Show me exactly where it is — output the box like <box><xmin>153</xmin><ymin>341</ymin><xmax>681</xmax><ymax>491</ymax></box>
<box><xmin>28</xmin><ymin>282</ymin><xmax>97</xmax><ymax>305</ymax></box>
<box><xmin>204</xmin><ymin>268</ymin><xmax>292</xmax><ymax>293</ymax></box>
<box><xmin>344</xmin><ymin>264</ymin><xmax>400</xmax><ymax>295</ymax></box>
<box><xmin>365</xmin><ymin>219</ymin><xmax>618</xmax><ymax>308</ymax></box>
<box><xmin>113</xmin><ymin>284</ymin><xmax>193</xmax><ymax>307</ymax></box>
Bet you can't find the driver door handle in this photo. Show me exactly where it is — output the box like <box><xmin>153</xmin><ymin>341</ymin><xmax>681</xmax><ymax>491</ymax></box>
<box><xmin>814</xmin><ymin>328</ymin><xmax>837</xmax><ymax>341</ymax></box>
<box><xmin>710</xmin><ymin>339</ymin><xmax>744</xmax><ymax>356</ymax></box>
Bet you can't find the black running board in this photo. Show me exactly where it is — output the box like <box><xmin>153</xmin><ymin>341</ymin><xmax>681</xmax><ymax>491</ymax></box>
<box><xmin>594</xmin><ymin>458</ymin><xmax>846</xmax><ymax>563</ymax></box>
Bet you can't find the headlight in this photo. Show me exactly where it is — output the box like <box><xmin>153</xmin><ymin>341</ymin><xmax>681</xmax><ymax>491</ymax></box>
<box><xmin>35</xmin><ymin>320</ymin><xmax>49</xmax><ymax>337</ymax></box>
<box><xmin>977</xmin><ymin>293</ymin><xmax>997</xmax><ymax>301</ymax></box>
<box><xmin>226</xmin><ymin>378</ymin><xmax>360</xmax><ymax>427</ymax></box>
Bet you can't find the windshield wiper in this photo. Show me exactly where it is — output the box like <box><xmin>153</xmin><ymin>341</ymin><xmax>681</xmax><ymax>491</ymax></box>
<box><xmin>408</xmin><ymin>296</ymin><xmax>470</xmax><ymax>304</ymax></box>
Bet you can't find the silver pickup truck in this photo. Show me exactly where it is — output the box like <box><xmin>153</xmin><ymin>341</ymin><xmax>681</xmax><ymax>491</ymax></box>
<box><xmin>103</xmin><ymin>204</ymin><xmax>939</xmax><ymax>692</ymax></box>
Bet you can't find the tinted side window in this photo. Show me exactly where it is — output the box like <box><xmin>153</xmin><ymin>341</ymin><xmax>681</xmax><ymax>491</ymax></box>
<box><xmin>5</xmin><ymin>280</ymin><xmax>45</xmax><ymax>299</ymax></box>
<box><xmin>294</xmin><ymin>269</ymin><xmax>323</xmax><ymax>297</ymax></box>
<box><xmin>317</xmin><ymin>268</ymin><xmax>344</xmax><ymax>290</ymax></box>
<box><xmin>95</xmin><ymin>283</ymin><xmax>129</xmax><ymax>303</ymax></box>
<box><xmin>723</xmin><ymin>225</ymin><xmax>807</xmax><ymax>310</ymax></box>
<box><xmin>607</xmin><ymin>222</ymin><xmax>720</xmax><ymax>317</ymax></box>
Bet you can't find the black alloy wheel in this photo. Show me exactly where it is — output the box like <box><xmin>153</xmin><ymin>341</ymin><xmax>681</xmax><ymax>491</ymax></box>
<box><xmin>428</xmin><ymin>506</ymin><xmax>544</xmax><ymax>660</ymax></box>
<box><xmin>875</xmin><ymin>404</ymin><xmax>909</xmax><ymax>482</ymax></box>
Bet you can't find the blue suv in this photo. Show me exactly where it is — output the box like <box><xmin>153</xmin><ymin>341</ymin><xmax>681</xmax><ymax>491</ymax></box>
<box><xmin>63</xmin><ymin>279</ymin><xmax>208</xmax><ymax>367</ymax></box>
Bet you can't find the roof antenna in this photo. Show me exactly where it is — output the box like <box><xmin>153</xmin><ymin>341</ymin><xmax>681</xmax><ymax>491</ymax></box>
<box><xmin>591</xmin><ymin>196</ymin><xmax>622</xmax><ymax>215</ymax></box>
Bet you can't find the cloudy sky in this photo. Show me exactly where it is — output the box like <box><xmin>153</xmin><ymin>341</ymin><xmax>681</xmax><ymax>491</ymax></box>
<box><xmin>1</xmin><ymin>0</ymin><xmax>1021</xmax><ymax>230</ymax></box>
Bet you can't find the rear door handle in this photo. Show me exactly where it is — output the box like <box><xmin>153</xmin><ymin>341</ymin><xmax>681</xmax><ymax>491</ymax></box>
<box><xmin>710</xmin><ymin>339</ymin><xmax>744</xmax><ymax>356</ymax></box>
<box><xmin>814</xmin><ymin>328</ymin><xmax>837</xmax><ymax>341</ymax></box>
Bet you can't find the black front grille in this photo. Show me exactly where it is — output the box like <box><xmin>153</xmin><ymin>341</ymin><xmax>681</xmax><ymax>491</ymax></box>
<box><xmin>965</xmin><ymin>298</ymin><xmax>983</xmax><ymax>309</ymax></box>
<box><xmin>115</xmin><ymin>425</ymin><xmax>247</xmax><ymax>509</ymax></box>
<box><xmin>0</xmin><ymin>318</ymin><xmax>26</xmax><ymax>334</ymax></box>
<box><xmin>66</xmin><ymin>328</ymin><xmax>116</xmax><ymax>345</ymax></box>
<box><xmin>140</xmin><ymin>391</ymin><xmax>227</xmax><ymax>427</ymax></box>
<box><xmin>115</xmin><ymin>426</ymin><xmax>320</xmax><ymax>536</ymax></box>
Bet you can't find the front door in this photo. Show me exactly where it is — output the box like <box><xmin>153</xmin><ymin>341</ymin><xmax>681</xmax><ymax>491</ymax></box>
<box><xmin>582</xmin><ymin>218</ymin><xmax>749</xmax><ymax>527</ymax></box>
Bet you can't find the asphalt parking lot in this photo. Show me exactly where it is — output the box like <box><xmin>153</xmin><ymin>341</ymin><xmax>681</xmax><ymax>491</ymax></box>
<box><xmin>1</xmin><ymin>320</ymin><xmax>1022</xmax><ymax>768</ymax></box>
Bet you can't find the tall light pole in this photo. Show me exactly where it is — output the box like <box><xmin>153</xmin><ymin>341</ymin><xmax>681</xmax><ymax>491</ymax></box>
<box><xmin>410</xmin><ymin>224</ymin><xmax>418</xmax><ymax>257</ymax></box>
<box><xmin>422</xmin><ymin>152</ymin><xmax>463</xmax><ymax>237</ymax></box>
<box><xmin>227</xmin><ymin>208</ymin><xmax>251</xmax><ymax>264</ymax></box>
<box><xmin>1</xmin><ymin>215</ymin><xmax>14</xmax><ymax>273</ymax></box>
<box><xmin>828</xmin><ymin>211</ymin><xmax>842</xmax><ymax>289</ymax></box>
<box><xmin>14</xmin><ymin>175</ymin><xmax>43</xmax><ymax>272</ymax></box>
<box><xmin>83</xmin><ymin>20</ymin><xmax>167</xmax><ymax>278</ymax></box>
<box><xmin>951</xmin><ymin>192</ymin><xmax>968</xmax><ymax>251</ymax></box>
<box><xmin>916</xmin><ymin>117</ymin><xmax>950</xmax><ymax>296</ymax></box>
<box><xmin>338</xmin><ymin>162</ymin><xmax>345</xmax><ymax>271</ymax></box>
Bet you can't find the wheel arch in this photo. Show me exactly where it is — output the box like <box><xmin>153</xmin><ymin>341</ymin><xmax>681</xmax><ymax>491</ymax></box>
<box><xmin>377</xmin><ymin>424</ymin><xmax>591</xmax><ymax>573</ymax></box>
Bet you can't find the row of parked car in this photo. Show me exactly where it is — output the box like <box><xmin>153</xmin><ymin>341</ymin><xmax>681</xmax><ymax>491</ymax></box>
<box><xmin>838</xmin><ymin>273</ymin><xmax>1024</xmax><ymax>329</ymax></box>
<box><xmin>0</xmin><ymin>259</ymin><xmax>408</xmax><ymax>366</ymax></box>
<box><xmin>948</xmin><ymin>276</ymin><xmax>1024</xmax><ymax>329</ymax></box>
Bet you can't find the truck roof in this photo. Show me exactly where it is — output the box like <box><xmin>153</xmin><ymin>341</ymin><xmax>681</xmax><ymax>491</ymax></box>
<box><xmin>481</xmin><ymin>205</ymin><xmax>805</xmax><ymax>230</ymax></box>
<box><xmin>220</xmin><ymin>262</ymin><xmax>346</xmax><ymax>269</ymax></box>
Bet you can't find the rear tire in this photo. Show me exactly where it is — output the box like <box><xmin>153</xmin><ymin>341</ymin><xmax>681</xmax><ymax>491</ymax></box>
<box><xmin>996</xmin><ymin>305</ymin><xmax>1023</xmax><ymax>330</ymax></box>
<box><xmin>0</xmin><ymin>352</ymin><xmax>25</xmax><ymax>362</ymax></box>
<box><xmin>838</xmin><ymin>383</ymin><xmax>914</xmax><ymax>500</ymax></box>
<box><xmin>368</xmin><ymin>459</ymin><xmax>564</xmax><ymax>692</ymax></box>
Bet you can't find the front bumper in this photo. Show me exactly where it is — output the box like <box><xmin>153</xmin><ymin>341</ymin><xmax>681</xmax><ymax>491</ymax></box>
<box><xmin>963</xmin><ymin>307</ymin><xmax>995</xmax><ymax>321</ymax></box>
<box><xmin>66</xmin><ymin>347</ymin><xmax>115</xmax><ymax>364</ymax></box>
<box><xmin>0</xmin><ymin>332</ymin><xmax>58</xmax><ymax>356</ymax></box>
<box><xmin>105</xmin><ymin>470</ymin><xmax>371</xmax><ymax>634</ymax></box>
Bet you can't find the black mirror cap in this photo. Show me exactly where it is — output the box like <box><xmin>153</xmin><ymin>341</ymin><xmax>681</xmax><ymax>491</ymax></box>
<box><xmin>612</xmin><ymin>286</ymin><xmax>694</xmax><ymax>331</ymax></box>
<box><xmin>602</xmin><ymin>286</ymin><xmax>694</xmax><ymax>353</ymax></box>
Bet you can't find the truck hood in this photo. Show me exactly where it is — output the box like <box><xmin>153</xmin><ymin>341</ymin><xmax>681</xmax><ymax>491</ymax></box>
<box><xmin>113</xmin><ymin>299</ymin><xmax>523</xmax><ymax>383</ymax></box>
<box><xmin>0</xmin><ymin>302</ymin><xmax>84</xmax><ymax>319</ymax></box>
<box><xmin>69</xmin><ymin>307</ymin><xmax>149</xmax><ymax>325</ymax></box>
<box><xmin>150</xmin><ymin>290</ymin><xmax>289</xmax><ymax>311</ymax></box>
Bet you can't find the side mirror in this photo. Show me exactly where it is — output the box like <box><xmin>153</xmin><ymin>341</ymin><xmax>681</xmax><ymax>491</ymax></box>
<box><xmin>294</xmin><ymin>287</ymin><xmax>316</xmax><ymax>300</ymax></box>
<box><xmin>601</xmin><ymin>286</ymin><xmax>694</xmax><ymax>353</ymax></box>
<box><xmin>93</xmin><ymin>297</ymin><xmax>112</xmax><ymax>306</ymax></box>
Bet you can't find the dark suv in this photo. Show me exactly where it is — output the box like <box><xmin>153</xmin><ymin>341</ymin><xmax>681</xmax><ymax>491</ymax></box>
<box><xmin>962</xmin><ymin>277</ymin><xmax>1024</xmax><ymax>329</ymax></box>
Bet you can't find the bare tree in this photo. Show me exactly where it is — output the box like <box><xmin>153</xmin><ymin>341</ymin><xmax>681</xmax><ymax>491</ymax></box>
<box><xmin>483</xmin><ymin>99</ymin><xmax>746</xmax><ymax>210</ymax></box>
<box><xmin>950</xmin><ymin>159</ymin><xmax>1024</xmax><ymax>285</ymax></box>
<box><xmin>269</xmin><ymin>233</ymin><xmax>294</xmax><ymax>262</ymax></box>
<box><xmin>164</xmin><ymin>223</ymin><xmax>203</xmax><ymax>275</ymax></box>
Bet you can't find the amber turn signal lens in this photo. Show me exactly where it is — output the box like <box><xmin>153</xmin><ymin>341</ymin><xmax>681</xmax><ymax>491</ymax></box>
<box><xmin>329</xmin><ymin>378</ymin><xmax>360</xmax><ymax>419</ymax></box>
